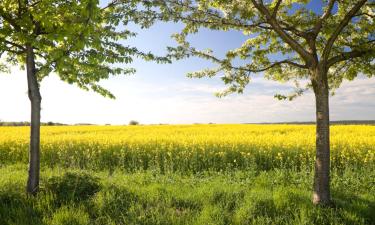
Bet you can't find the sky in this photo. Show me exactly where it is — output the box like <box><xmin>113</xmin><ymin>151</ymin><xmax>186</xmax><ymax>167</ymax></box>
<box><xmin>0</xmin><ymin>1</ymin><xmax>374</xmax><ymax>125</ymax></box>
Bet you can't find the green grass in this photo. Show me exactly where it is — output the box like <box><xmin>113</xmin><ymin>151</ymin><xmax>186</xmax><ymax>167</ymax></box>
<box><xmin>0</xmin><ymin>164</ymin><xmax>374</xmax><ymax>225</ymax></box>
<box><xmin>1</xmin><ymin>126</ymin><xmax>374</xmax><ymax>224</ymax></box>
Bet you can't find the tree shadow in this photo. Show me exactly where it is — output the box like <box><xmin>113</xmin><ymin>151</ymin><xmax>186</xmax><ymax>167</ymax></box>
<box><xmin>284</xmin><ymin>189</ymin><xmax>375</xmax><ymax>225</ymax></box>
<box><xmin>332</xmin><ymin>191</ymin><xmax>375</xmax><ymax>224</ymax></box>
<box><xmin>0</xmin><ymin>189</ymin><xmax>44</xmax><ymax>225</ymax></box>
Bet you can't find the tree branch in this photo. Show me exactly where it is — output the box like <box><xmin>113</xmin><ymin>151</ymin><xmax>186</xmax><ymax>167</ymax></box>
<box><xmin>322</xmin><ymin>0</ymin><xmax>368</xmax><ymax>63</ymax></box>
<box><xmin>29</xmin><ymin>0</ymin><xmax>43</xmax><ymax>8</ymax></box>
<box><xmin>271</xmin><ymin>0</ymin><xmax>282</xmax><ymax>18</ymax></box>
<box><xmin>342</xmin><ymin>39</ymin><xmax>375</xmax><ymax>49</ymax></box>
<box><xmin>0</xmin><ymin>9</ymin><xmax>21</xmax><ymax>31</ymax></box>
<box><xmin>238</xmin><ymin>59</ymin><xmax>308</xmax><ymax>72</ymax></box>
<box><xmin>278</xmin><ymin>20</ymin><xmax>309</xmax><ymax>38</ymax></box>
<box><xmin>101</xmin><ymin>0</ymin><xmax>120</xmax><ymax>10</ymax></box>
<box><xmin>4</xmin><ymin>48</ymin><xmax>25</xmax><ymax>54</ymax></box>
<box><xmin>327</xmin><ymin>49</ymin><xmax>374</xmax><ymax>67</ymax></box>
<box><xmin>2</xmin><ymin>39</ymin><xmax>25</xmax><ymax>50</ymax></box>
<box><xmin>175</xmin><ymin>14</ymin><xmax>268</xmax><ymax>31</ymax></box>
<box><xmin>162</xmin><ymin>0</ymin><xmax>269</xmax><ymax>31</ymax></box>
<box><xmin>313</xmin><ymin>0</ymin><xmax>336</xmax><ymax>35</ymax></box>
<box><xmin>251</xmin><ymin>0</ymin><xmax>314</xmax><ymax>64</ymax></box>
<box><xmin>191</xmin><ymin>48</ymin><xmax>307</xmax><ymax>72</ymax></box>
<box><xmin>354</xmin><ymin>12</ymin><xmax>375</xmax><ymax>19</ymax></box>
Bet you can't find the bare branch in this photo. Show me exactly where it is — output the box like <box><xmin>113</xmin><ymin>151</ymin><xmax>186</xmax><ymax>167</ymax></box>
<box><xmin>322</xmin><ymin>0</ymin><xmax>368</xmax><ymax>63</ymax></box>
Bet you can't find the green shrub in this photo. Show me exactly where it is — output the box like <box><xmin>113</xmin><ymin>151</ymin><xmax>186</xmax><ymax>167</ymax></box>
<box><xmin>45</xmin><ymin>171</ymin><xmax>100</xmax><ymax>204</ymax></box>
<box><xmin>129</xmin><ymin>120</ymin><xmax>139</xmax><ymax>125</ymax></box>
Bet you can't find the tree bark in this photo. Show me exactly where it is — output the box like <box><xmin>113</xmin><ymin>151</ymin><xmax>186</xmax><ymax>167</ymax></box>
<box><xmin>26</xmin><ymin>44</ymin><xmax>41</xmax><ymax>195</ymax></box>
<box><xmin>311</xmin><ymin>67</ymin><xmax>331</xmax><ymax>205</ymax></box>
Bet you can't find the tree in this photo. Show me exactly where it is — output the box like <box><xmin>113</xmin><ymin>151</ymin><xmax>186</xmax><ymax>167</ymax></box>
<box><xmin>0</xmin><ymin>0</ymin><xmax>167</xmax><ymax>195</ymax></box>
<box><xmin>129</xmin><ymin>120</ymin><xmax>140</xmax><ymax>125</ymax></box>
<box><xmin>145</xmin><ymin>0</ymin><xmax>375</xmax><ymax>205</ymax></box>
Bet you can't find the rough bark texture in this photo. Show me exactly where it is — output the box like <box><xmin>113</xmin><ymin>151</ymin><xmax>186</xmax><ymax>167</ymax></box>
<box><xmin>26</xmin><ymin>44</ymin><xmax>41</xmax><ymax>195</ymax></box>
<box><xmin>311</xmin><ymin>66</ymin><xmax>331</xmax><ymax>205</ymax></box>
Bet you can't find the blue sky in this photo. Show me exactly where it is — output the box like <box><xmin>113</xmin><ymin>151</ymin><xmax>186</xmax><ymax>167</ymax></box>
<box><xmin>0</xmin><ymin>1</ymin><xmax>374</xmax><ymax>125</ymax></box>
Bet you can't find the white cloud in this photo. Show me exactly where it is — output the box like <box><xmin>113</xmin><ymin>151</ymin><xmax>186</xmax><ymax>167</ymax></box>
<box><xmin>0</xmin><ymin>68</ymin><xmax>374</xmax><ymax>124</ymax></box>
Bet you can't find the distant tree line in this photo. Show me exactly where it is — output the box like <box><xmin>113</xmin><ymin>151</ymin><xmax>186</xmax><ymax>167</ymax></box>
<box><xmin>0</xmin><ymin>121</ymin><xmax>67</xmax><ymax>126</ymax></box>
<box><xmin>254</xmin><ymin>120</ymin><xmax>375</xmax><ymax>125</ymax></box>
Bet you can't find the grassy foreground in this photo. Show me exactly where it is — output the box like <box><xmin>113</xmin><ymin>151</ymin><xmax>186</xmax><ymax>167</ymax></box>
<box><xmin>0</xmin><ymin>165</ymin><xmax>374</xmax><ymax>225</ymax></box>
<box><xmin>0</xmin><ymin>125</ymin><xmax>374</xmax><ymax>224</ymax></box>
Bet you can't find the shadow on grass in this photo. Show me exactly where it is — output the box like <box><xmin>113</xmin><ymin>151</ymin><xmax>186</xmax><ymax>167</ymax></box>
<box><xmin>0</xmin><ymin>171</ymin><xmax>100</xmax><ymax>225</ymax></box>
<box><xmin>333</xmin><ymin>191</ymin><xmax>375</xmax><ymax>225</ymax></box>
<box><xmin>0</xmin><ymin>189</ymin><xmax>44</xmax><ymax>225</ymax></box>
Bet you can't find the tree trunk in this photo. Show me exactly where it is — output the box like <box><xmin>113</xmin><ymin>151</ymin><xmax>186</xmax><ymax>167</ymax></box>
<box><xmin>26</xmin><ymin>44</ymin><xmax>41</xmax><ymax>195</ymax></box>
<box><xmin>311</xmin><ymin>67</ymin><xmax>331</xmax><ymax>205</ymax></box>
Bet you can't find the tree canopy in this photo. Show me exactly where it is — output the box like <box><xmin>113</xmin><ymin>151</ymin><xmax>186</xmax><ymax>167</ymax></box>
<box><xmin>0</xmin><ymin>0</ymin><xmax>170</xmax><ymax>195</ymax></box>
<box><xmin>142</xmin><ymin>0</ymin><xmax>374</xmax><ymax>97</ymax></box>
<box><xmin>0</xmin><ymin>0</ymin><xmax>168</xmax><ymax>98</ymax></box>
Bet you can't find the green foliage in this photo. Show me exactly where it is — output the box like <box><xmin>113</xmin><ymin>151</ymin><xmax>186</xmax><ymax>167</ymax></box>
<box><xmin>0</xmin><ymin>0</ymin><xmax>169</xmax><ymax>98</ymax></box>
<box><xmin>129</xmin><ymin>120</ymin><xmax>140</xmax><ymax>125</ymax></box>
<box><xmin>145</xmin><ymin>0</ymin><xmax>374</xmax><ymax>96</ymax></box>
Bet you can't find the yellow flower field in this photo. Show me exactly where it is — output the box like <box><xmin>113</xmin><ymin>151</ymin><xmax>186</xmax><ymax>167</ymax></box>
<box><xmin>0</xmin><ymin>124</ymin><xmax>374</xmax><ymax>172</ymax></box>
